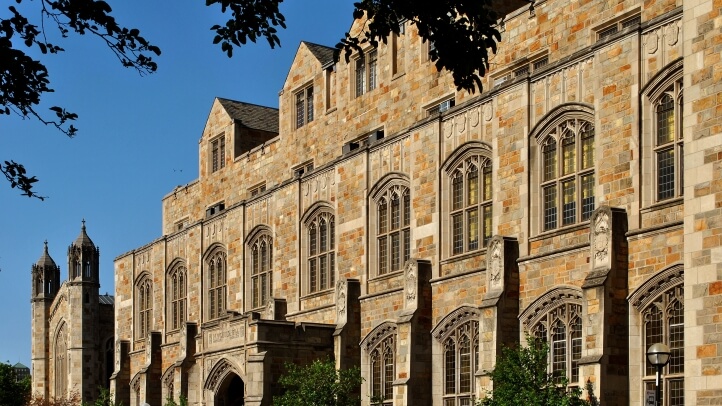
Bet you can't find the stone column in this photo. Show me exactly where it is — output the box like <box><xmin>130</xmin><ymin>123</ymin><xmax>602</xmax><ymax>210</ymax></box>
<box><xmin>395</xmin><ymin>259</ymin><xmax>432</xmax><ymax>406</ymax></box>
<box><xmin>477</xmin><ymin>236</ymin><xmax>519</xmax><ymax>394</ymax></box>
<box><xmin>110</xmin><ymin>340</ymin><xmax>130</xmax><ymax>406</ymax></box>
<box><xmin>334</xmin><ymin>278</ymin><xmax>361</xmax><ymax>372</ymax></box>
<box><xmin>579</xmin><ymin>206</ymin><xmax>628</xmax><ymax>404</ymax></box>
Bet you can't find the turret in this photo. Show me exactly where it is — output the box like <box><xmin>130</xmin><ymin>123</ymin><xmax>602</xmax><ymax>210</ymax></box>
<box><xmin>32</xmin><ymin>241</ymin><xmax>61</xmax><ymax>299</ymax></box>
<box><xmin>67</xmin><ymin>220</ymin><xmax>100</xmax><ymax>284</ymax></box>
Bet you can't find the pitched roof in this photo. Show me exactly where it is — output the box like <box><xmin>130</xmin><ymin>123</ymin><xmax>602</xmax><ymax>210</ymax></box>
<box><xmin>13</xmin><ymin>362</ymin><xmax>28</xmax><ymax>369</ymax></box>
<box><xmin>99</xmin><ymin>294</ymin><xmax>115</xmax><ymax>305</ymax></box>
<box><xmin>35</xmin><ymin>241</ymin><xmax>56</xmax><ymax>268</ymax></box>
<box><xmin>303</xmin><ymin>41</ymin><xmax>336</xmax><ymax>66</ymax></box>
<box><xmin>217</xmin><ymin>98</ymin><xmax>279</xmax><ymax>134</ymax></box>
<box><xmin>73</xmin><ymin>220</ymin><xmax>95</xmax><ymax>248</ymax></box>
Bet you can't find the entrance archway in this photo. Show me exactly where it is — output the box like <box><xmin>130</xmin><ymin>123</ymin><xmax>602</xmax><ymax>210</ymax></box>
<box><xmin>215</xmin><ymin>372</ymin><xmax>245</xmax><ymax>406</ymax></box>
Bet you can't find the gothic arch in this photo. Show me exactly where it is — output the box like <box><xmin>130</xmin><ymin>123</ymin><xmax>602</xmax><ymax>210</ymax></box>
<box><xmin>519</xmin><ymin>286</ymin><xmax>583</xmax><ymax>329</ymax></box>
<box><xmin>204</xmin><ymin>357</ymin><xmax>244</xmax><ymax>393</ymax></box>
<box><xmin>369</xmin><ymin>172</ymin><xmax>409</xmax><ymax>201</ymax></box>
<box><xmin>628</xmin><ymin>264</ymin><xmax>683</xmax><ymax>311</ymax></box>
<box><xmin>528</xmin><ymin>102</ymin><xmax>595</xmax><ymax>144</ymax></box>
<box><xmin>202</xmin><ymin>243</ymin><xmax>227</xmax><ymax>262</ymax></box>
<box><xmin>300</xmin><ymin>201</ymin><xmax>334</xmax><ymax>224</ymax></box>
<box><xmin>640</xmin><ymin>58</ymin><xmax>683</xmax><ymax>100</ymax></box>
<box><xmin>361</xmin><ymin>320</ymin><xmax>398</xmax><ymax>351</ymax></box>
<box><xmin>431</xmin><ymin>305</ymin><xmax>480</xmax><ymax>342</ymax></box>
<box><xmin>441</xmin><ymin>141</ymin><xmax>493</xmax><ymax>173</ymax></box>
<box><xmin>245</xmin><ymin>224</ymin><xmax>272</xmax><ymax>245</ymax></box>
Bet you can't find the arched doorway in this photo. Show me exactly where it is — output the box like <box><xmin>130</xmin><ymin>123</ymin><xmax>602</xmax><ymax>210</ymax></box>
<box><xmin>215</xmin><ymin>373</ymin><xmax>245</xmax><ymax>406</ymax></box>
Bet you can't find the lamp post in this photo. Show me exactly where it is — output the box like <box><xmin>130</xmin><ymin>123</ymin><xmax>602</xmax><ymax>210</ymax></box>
<box><xmin>647</xmin><ymin>343</ymin><xmax>671</xmax><ymax>406</ymax></box>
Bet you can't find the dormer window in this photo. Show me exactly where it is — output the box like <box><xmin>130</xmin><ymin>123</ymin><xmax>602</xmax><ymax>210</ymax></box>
<box><xmin>296</xmin><ymin>85</ymin><xmax>314</xmax><ymax>128</ymax></box>
<box><xmin>211</xmin><ymin>135</ymin><xmax>226</xmax><ymax>173</ymax></box>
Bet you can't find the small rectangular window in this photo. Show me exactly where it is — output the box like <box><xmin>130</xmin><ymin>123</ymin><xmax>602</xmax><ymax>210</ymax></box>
<box><xmin>295</xmin><ymin>85</ymin><xmax>314</xmax><ymax>128</ymax></box>
<box><xmin>354</xmin><ymin>49</ymin><xmax>378</xmax><ymax>97</ymax></box>
<box><xmin>355</xmin><ymin>57</ymin><xmax>366</xmax><ymax>97</ymax></box>
<box><xmin>532</xmin><ymin>57</ymin><xmax>549</xmax><ymax>71</ymax></box>
<box><xmin>250</xmin><ymin>183</ymin><xmax>267</xmax><ymax>197</ymax></box>
<box><xmin>211</xmin><ymin>135</ymin><xmax>226</xmax><ymax>173</ymax></box>
<box><xmin>293</xmin><ymin>161</ymin><xmax>314</xmax><ymax>178</ymax></box>
<box><xmin>427</xmin><ymin>98</ymin><xmax>456</xmax><ymax>116</ymax></box>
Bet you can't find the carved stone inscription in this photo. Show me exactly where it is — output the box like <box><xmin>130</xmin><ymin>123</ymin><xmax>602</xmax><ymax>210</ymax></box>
<box><xmin>205</xmin><ymin>324</ymin><xmax>244</xmax><ymax>348</ymax></box>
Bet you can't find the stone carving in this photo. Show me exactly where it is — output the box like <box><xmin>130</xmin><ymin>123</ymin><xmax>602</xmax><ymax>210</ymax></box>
<box><xmin>483</xmin><ymin>103</ymin><xmax>493</xmax><ymax>122</ymax></box>
<box><xmin>470</xmin><ymin>108</ymin><xmax>480</xmax><ymax>127</ymax></box>
<box><xmin>405</xmin><ymin>260</ymin><xmax>417</xmax><ymax>303</ymax></box>
<box><xmin>115</xmin><ymin>341</ymin><xmax>122</xmax><ymax>371</ymax></box>
<box><xmin>593</xmin><ymin>212</ymin><xmax>610</xmax><ymax>264</ymax></box>
<box><xmin>443</xmin><ymin>120</ymin><xmax>453</xmax><ymax>138</ymax></box>
<box><xmin>646</xmin><ymin>31</ymin><xmax>658</xmax><ymax>54</ymax></box>
<box><xmin>179</xmin><ymin>323</ymin><xmax>187</xmax><ymax>357</ymax></box>
<box><xmin>336</xmin><ymin>278</ymin><xmax>347</xmax><ymax>321</ymax></box>
<box><xmin>456</xmin><ymin>115</ymin><xmax>466</xmax><ymax>134</ymax></box>
<box><xmin>145</xmin><ymin>335</ymin><xmax>152</xmax><ymax>367</ymax></box>
<box><xmin>488</xmin><ymin>239</ymin><xmax>503</xmax><ymax>289</ymax></box>
<box><xmin>265</xmin><ymin>299</ymin><xmax>275</xmax><ymax>320</ymax></box>
<box><xmin>665</xmin><ymin>24</ymin><xmax>679</xmax><ymax>46</ymax></box>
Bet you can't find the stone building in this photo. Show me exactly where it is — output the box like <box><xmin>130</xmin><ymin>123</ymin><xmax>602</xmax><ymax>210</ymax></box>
<box><xmin>111</xmin><ymin>0</ymin><xmax>722</xmax><ymax>405</ymax></box>
<box><xmin>31</xmin><ymin>222</ymin><xmax>115</xmax><ymax>401</ymax></box>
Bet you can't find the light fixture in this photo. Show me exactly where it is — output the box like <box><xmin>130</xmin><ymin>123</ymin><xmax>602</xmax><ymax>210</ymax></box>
<box><xmin>646</xmin><ymin>343</ymin><xmax>671</xmax><ymax>406</ymax></box>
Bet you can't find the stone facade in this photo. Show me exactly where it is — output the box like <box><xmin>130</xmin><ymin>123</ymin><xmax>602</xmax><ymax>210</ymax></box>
<box><xmin>31</xmin><ymin>223</ymin><xmax>115</xmax><ymax>402</ymax></box>
<box><xmin>110</xmin><ymin>0</ymin><xmax>721</xmax><ymax>405</ymax></box>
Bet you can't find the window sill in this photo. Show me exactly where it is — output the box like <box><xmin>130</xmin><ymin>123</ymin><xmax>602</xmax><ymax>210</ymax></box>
<box><xmin>441</xmin><ymin>248</ymin><xmax>487</xmax><ymax>265</ymax></box>
<box><xmin>641</xmin><ymin>196</ymin><xmax>683</xmax><ymax>214</ymax></box>
<box><xmin>530</xmin><ymin>221</ymin><xmax>590</xmax><ymax>242</ymax></box>
<box><xmin>391</xmin><ymin>72</ymin><xmax>406</xmax><ymax>81</ymax></box>
<box><xmin>369</xmin><ymin>269</ymin><xmax>404</xmax><ymax>282</ymax></box>
<box><xmin>301</xmin><ymin>288</ymin><xmax>335</xmax><ymax>300</ymax></box>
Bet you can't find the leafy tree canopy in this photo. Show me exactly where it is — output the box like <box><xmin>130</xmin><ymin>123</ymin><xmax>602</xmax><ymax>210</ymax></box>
<box><xmin>479</xmin><ymin>336</ymin><xmax>593</xmax><ymax>406</ymax></box>
<box><xmin>0</xmin><ymin>362</ymin><xmax>30</xmax><ymax>406</ymax></box>
<box><xmin>1</xmin><ymin>0</ymin><xmax>507</xmax><ymax>198</ymax></box>
<box><xmin>273</xmin><ymin>359</ymin><xmax>362</xmax><ymax>406</ymax></box>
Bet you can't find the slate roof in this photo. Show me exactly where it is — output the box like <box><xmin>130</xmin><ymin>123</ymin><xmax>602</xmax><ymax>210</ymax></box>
<box><xmin>36</xmin><ymin>241</ymin><xmax>56</xmax><ymax>267</ymax></box>
<box><xmin>13</xmin><ymin>362</ymin><xmax>29</xmax><ymax>370</ymax></box>
<box><xmin>217</xmin><ymin>98</ymin><xmax>279</xmax><ymax>134</ymax></box>
<box><xmin>73</xmin><ymin>220</ymin><xmax>95</xmax><ymax>248</ymax></box>
<box><xmin>99</xmin><ymin>294</ymin><xmax>115</xmax><ymax>306</ymax></box>
<box><xmin>303</xmin><ymin>41</ymin><xmax>336</xmax><ymax>66</ymax></box>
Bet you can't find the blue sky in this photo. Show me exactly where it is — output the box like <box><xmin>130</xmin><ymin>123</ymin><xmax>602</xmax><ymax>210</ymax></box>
<box><xmin>0</xmin><ymin>0</ymin><xmax>355</xmax><ymax>367</ymax></box>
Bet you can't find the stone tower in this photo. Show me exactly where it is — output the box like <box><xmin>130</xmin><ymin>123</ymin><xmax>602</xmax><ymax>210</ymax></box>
<box><xmin>31</xmin><ymin>221</ymin><xmax>115</xmax><ymax>403</ymax></box>
<box><xmin>30</xmin><ymin>241</ymin><xmax>61</xmax><ymax>400</ymax></box>
<box><xmin>65</xmin><ymin>220</ymin><xmax>102</xmax><ymax>400</ymax></box>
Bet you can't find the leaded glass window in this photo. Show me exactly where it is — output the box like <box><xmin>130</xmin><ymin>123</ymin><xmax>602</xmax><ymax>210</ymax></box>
<box><xmin>642</xmin><ymin>285</ymin><xmax>684</xmax><ymax>406</ymax></box>
<box><xmin>136</xmin><ymin>277</ymin><xmax>152</xmax><ymax>339</ymax></box>
<box><xmin>377</xmin><ymin>186</ymin><xmax>410</xmax><ymax>275</ymax></box>
<box><xmin>530</xmin><ymin>302</ymin><xmax>582</xmax><ymax>385</ymax></box>
<box><xmin>251</xmin><ymin>235</ymin><xmax>273</xmax><ymax>308</ymax></box>
<box><xmin>443</xmin><ymin>320</ymin><xmax>479</xmax><ymax>406</ymax></box>
<box><xmin>168</xmin><ymin>264</ymin><xmax>187</xmax><ymax>330</ymax></box>
<box><xmin>450</xmin><ymin>156</ymin><xmax>492</xmax><ymax>255</ymax></box>
<box><xmin>654</xmin><ymin>81</ymin><xmax>683</xmax><ymax>201</ymax></box>
<box><xmin>370</xmin><ymin>335</ymin><xmax>395</xmax><ymax>405</ymax></box>
<box><xmin>540</xmin><ymin>119</ymin><xmax>595</xmax><ymax>231</ymax></box>
<box><xmin>207</xmin><ymin>251</ymin><xmax>226</xmax><ymax>319</ymax></box>
<box><xmin>307</xmin><ymin>211</ymin><xmax>335</xmax><ymax>293</ymax></box>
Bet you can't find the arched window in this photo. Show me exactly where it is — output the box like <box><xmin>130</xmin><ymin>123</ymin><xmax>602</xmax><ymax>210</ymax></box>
<box><xmin>641</xmin><ymin>284</ymin><xmax>684</xmax><ymax>406</ymax></box>
<box><xmin>449</xmin><ymin>156</ymin><xmax>492</xmax><ymax>255</ymax></box>
<box><xmin>376</xmin><ymin>186</ymin><xmax>410</xmax><ymax>275</ymax></box>
<box><xmin>250</xmin><ymin>234</ymin><xmax>273</xmax><ymax>309</ymax></box>
<box><xmin>207</xmin><ymin>250</ymin><xmax>227</xmax><ymax>320</ymax></box>
<box><xmin>306</xmin><ymin>211</ymin><xmax>335</xmax><ymax>294</ymax></box>
<box><xmin>539</xmin><ymin>118</ymin><xmax>595</xmax><ymax>231</ymax></box>
<box><xmin>167</xmin><ymin>263</ymin><xmax>187</xmax><ymax>330</ymax></box>
<box><xmin>136</xmin><ymin>276</ymin><xmax>152</xmax><ymax>340</ymax></box>
<box><xmin>442</xmin><ymin>320</ymin><xmax>479</xmax><ymax>405</ymax></box>
<box><xmin>653</xmin><ymin>81</ymin><xmax>683</xmax><ymax>201</ymax></box>
<box><xmin>54</xmin><ymin>324</ymin><xmax>67</xmax><ymax>397</ymax></box>
<box><xmin>370</xmin><ymin>335</ymin><xmax>395</xmax><ymax>405</ymax></box>
<box><xmin>528</xmin><ymin>302</ymin><xmax>583</xmax><ymax>385</ymax></box>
